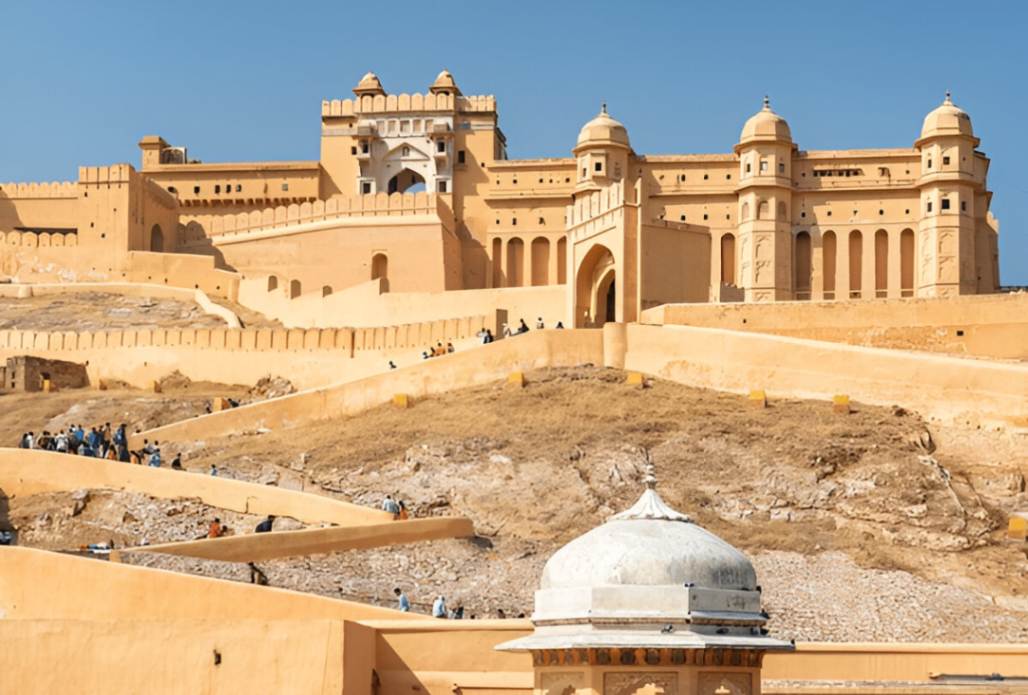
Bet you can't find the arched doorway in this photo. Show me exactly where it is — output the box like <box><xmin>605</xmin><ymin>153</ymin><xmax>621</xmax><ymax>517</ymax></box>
<box><xmin>822</xmin><ymin>231</ymin><xmax>837</xmax><ymax>299</ymax></box>
<box><xmin>720</xmin><ymin>233</ymin><xmax>736</xmax><ymax>286</ymax></box>
<box><xmin>575</xmin><ymin>244</ymin><xmax>616</xmax><ymax>327</ymax></box>
<box><xmin>900</xmin><ymin>229</ymin><xmax>915</xmax><ymax>296</ymax></box>
<box><xmin>874</xmin><ymin>229</ymin><xmax>889</xmax><ymax>297</ymax></box>
<box><xmin>150</xmin><ymin>224</ymin><xmax>164</xmax><ymax>252</ymax></box>
<box><xmin>387</xmin><ymin>169</ymin><xmax>426</xmax><ymax>194</ymax></box>
<box><xmin>506</xmin><ymin>238</ymin><xmax>524</xmax><ymax>287</ymax></box>
<box><xmin>530</xmin><ymin>237</ymin><xmax>550</xmax><ymax>286</ymax></box>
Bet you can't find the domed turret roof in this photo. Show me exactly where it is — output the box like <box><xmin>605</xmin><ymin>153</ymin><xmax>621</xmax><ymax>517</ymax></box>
<box><xmin>739</xmin><ymin>96</ymin><xmax>792</xmax><ymax>145</ymax></box>
<box><xmin>353</xmin><ymin>71</ymin><xmax>385</xmax><ymax>97</ymax></box>
<box><xmin>920</xmin><ymin>91</ymin><xmax>974</xmax><ymax>140</ymax></box>
<box><xmin>495</xmin><ymin>457</ymin><xmax>791</xmax><ymax>653</ymax></box>
<box><xmin>541</xmin><ymin>476</ymin><xmax>756</xmax><ymax>592</ymax></box>
<box><xmin>575</xmin><ymin>104</ymin><xmax>631</xmax><ymax>151</ymax></box>
<box><xmin>429</xmin><ymin>69</ymin><xmax>461</xmax><ymax>95</ymax></box>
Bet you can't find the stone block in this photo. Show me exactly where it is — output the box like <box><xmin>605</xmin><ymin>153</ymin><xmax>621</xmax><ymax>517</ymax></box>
<box><xmin>211</xmin><ymin>397</ymin><xmax>232</xmax><ymax>412</ymax></box>
<box><xmin>1009</xmin><ymin>514</ymin><xmax>1027</xmax><ymax>541</ymax></box>
<box><xmin>832</xmin><ymin>394</ymin><xmax>851</xmax><ymax>414</ymax></box>
<box><xmin>151</xmin><ymin>380</ymin><xmax>162</xmax><ymax>394</ymax></box>
<box><xmin>626</xmin><ymin>372</ymin><xmax>645</xmax><ymax>387</ymax></box>
<box><xmin>392</xmin><ymin>393</ymin><xmax>412</xmax><ymax>409</ymax></box>
<box><xmin>748</xmin><ymin>389</ymin><xmax>767</xmax><ymax>408</ymax></box>
<box><xmin>507</xmin><ymin>372</ymin><xmax>526</xmax><ymax>388</ymax></box>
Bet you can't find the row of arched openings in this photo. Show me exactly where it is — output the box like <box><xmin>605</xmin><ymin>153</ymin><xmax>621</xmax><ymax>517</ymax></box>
<box><xmin>719</xmin><ymin>229</ymin><xmax>916</xmax><ymax>299</ymax></box>
<box><xmin>491</xmin><ymin>236</ymin><xmax>567</xmax><ymax>287</ymax></box>
<box><xmin>264</xmin><ymin>252</ymin><xmax>389</xmax><ymax>301</ymax></box>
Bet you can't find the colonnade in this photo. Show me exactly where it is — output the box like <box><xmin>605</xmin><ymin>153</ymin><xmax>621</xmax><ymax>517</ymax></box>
<box><xmin>489</xmin><ymin>235</ymin><xmax>568</xmax><ymax>288</ymax></box>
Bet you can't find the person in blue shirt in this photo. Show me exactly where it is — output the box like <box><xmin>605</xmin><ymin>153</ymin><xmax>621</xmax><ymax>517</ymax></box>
<box><xmin>148</xmin><ymin>449</ymin><xmax>161</xmax><ymax>467</ymax></box>
<box><xmin>394</xmin><ymin>587</ymin><xmax>410</xmax><ymax>612</ymax></box>
<box><xmin>432</xmin><ymin>596</ymin><xmax>447</xmax><ymax>619</ymax></box>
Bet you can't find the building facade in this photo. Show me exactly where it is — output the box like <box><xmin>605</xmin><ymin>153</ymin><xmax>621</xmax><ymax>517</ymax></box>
<box><xmin>0</xmin><ymin>73</ymin><xmax>1001</xmax><ymax>327</ymax></box>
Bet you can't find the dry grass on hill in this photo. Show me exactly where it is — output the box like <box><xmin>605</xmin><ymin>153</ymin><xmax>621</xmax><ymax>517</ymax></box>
<box><xmin>0</xmin><ymin>292</ymin><xmax>230</xmax><ymax>331</ymax></box>
<box><xmin>4</xmin><ymin>366</ymin><xmax>1027</xmax><ymax>641</ymax></box>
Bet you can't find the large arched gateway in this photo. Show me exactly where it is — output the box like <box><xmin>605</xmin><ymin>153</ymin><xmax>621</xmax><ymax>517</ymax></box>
<box><xmin>574</xmin><ymin>244</ymin><xmax>616</xmax><ymax>327</ymax></box>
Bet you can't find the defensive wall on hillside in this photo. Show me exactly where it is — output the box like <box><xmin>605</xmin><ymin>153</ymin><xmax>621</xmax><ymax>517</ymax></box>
<box><xmin>0</xmin><ymin>449</ymin><xmax>390</xmax><ymax>527</ymax></box>
<box><xmin>0</xmin><ymin>312</ymin><xmax>497</xmax><ymax>389</ymax></box>
<box><xmin>2</xmin><ymin>547</ymin><xmax>1027</xmax><ymax>695</ymax></box>
<box><xmin>642</xmin><ymin>292</ymin><xmax>1028</xmax><ymax>361</ymax></box>
<box><xmin>135</xmin><ymin>323</ymin><xmax>1028</xmax><ymax>448</ymax></box>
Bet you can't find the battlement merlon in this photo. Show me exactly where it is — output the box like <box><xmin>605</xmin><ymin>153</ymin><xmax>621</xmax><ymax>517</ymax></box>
<box><xmin>321</xmin><ymin>93</ymin><xmax>497</xmax><ymax>119</ymax></box>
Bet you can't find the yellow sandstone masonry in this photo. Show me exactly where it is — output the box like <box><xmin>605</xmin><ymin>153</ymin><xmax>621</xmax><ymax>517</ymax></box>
<box><xmin>748</xmin><ymin>389</ymin><xmax>767</xmax><ymax>408</ymax></box>
<box><xmin>832</xmin><ymin>394</ymin><xmax>852</xmax><ymax>414</ymax></box>
<box><xmin>507</xmin><ymin>371</ymin><xmax>525</xmax><ymax>388</ymax></box>
<box><xmin>392</xmin><ymin>393</ymin><xmax>412</xmax><ymax>408</ymax></box>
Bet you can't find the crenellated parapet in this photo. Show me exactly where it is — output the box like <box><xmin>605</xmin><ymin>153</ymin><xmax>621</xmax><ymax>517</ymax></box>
<box><xmin>566</xmin><ymin>180</ymin><xmax>629</xmax><ymax>228</ymax></box>
<box><xmin>0</xmin><ymin>181</ymin><xmax>77</xmax><ymax>199</ymax></box>
<box><xmin>182</xmin><ymin>192</ymin><xmax>453</xmax><ymax>244</ymax></box>
<box><xmin>0</xmin><ymin>230</ymin><xmax>78</xmax><ymax>248</ymax></box>
<box><xmin>321</xmin><ymin>92</ymin><xmax>495</xmax><ymax>118</ymax></box>
<box><xmin>78</xmin><ymin>164</ymin><xmax>133</xmax><ymax>185</ymax></box>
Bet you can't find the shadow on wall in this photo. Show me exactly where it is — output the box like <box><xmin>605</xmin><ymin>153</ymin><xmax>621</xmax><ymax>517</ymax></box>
<box><xmin>176</xmin><ymin>223</ymin><xmax>236</xmax><ymax>272</ymax></box>
<box><xmin>0</xmin><ymin>194</ymin><xmax>24</xmax><ymax>276</ymax></box>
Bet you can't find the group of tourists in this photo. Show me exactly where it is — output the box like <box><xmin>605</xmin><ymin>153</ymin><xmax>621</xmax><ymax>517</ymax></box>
<box><xmin>18</xmin><ymin>423</ymin><xmax>135</xmax><ymax>461</ymax></box>
<box><xmin>498</xmin><ymin>317</ymin><xmax>564</xmax><ymax>339</ymax></box>
<box><xmin>16</xmin><ymin>424</ymin><xmax>211</xmax><ymax>472</ymax></box>
<box><xmin>392</xmin><ymin>588</ymin><xmax>522</xmax><ymax>620</ymax></box>
<box><xmin>421</xmin><ymin>341</ymin><xmax>456</xmax><ymax>361</ymax></box>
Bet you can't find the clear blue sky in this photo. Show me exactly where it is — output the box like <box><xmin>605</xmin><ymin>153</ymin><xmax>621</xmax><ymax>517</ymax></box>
<box><xmin>2</xmin><ymin>0</ymin><xmax>1025</xmax><ymax>283</ymax></box>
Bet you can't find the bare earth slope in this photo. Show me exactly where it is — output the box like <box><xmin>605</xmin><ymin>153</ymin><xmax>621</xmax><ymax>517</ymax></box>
<box><xmin>0</xmin><ymin>292</ymin><xmax>230</xmax><ymax>331</ymax></box>
<box><xmin>4</xmin><ymin>367</ymin><xmax>1026</xmax><ymax>641</ymax></box>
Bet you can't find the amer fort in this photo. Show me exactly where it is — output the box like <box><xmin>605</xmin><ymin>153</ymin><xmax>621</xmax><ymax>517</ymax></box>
<box><xmin>0</xmin><ymin>69</ymin><xmax>1026</xmax><ymax>695</ymax></box>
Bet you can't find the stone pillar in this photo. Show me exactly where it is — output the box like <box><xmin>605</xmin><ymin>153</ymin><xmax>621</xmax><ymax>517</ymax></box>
<box><xmin>887</xmin><ymin>228</ymin><xmax>903</xmax><ymax>299</ymax></box>
<box><xmin>602</xmin><ymin>322</ymin><xmax>627</xmax><ymax>369</ymax></box>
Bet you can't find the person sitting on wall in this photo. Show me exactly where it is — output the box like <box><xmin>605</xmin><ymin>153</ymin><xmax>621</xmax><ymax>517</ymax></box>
<box><xmin>394</xmin><ymin>587</ymin><xmax>411</xmax><ymax>612</ymax></box>
<box><xmin>388</xmin><ymin>360</ymin><xmax>397</xmax><ymax>370</ymax></box>
<box><xmin>148</xmin><ymin>448</ymin><xmax>162</xmax><ymax>467</ymax></box>
<box><xmin>482</xmin><ymin>329</ymin><xmax>494</xmax><ymax>344</ymax></box>
<box><xmin>382</xmin><ymin>495</ymin><xmax>401</xmax><ymax>518</ymax></box>
<box><xmin>432</xmin><ymin>595</ymin><xmax>447</xmax><ymax>619</ymax></box>
<box><xmin>446</xmin><ymin>342</ymin><xmax>455</xmax><ymax>354</ymax></box>
<box><xmin>255</xmin><ymin>515</ymin><xmax>275</xmax><ymax>533</ymax></box>
<box><xmin>421</xmin><ymin>351</ymin><xmax>430</xmax><ymax>360</ymax></box>
<box><xmin>436</xmin><ymin>341</ymin><xmax>446</xmax><ymax>356</ymax></box>
<box><xmin>209</xmin><ymin>463</ymin><xmax>219</xmax><ymax>477</ymax></box>
<box><xmin>397</xmin><ymin>500</ymin><xmax>409</xmax><ymax>521</ymax></box>
<box><xmin>501</xmin><ymin>323</ymin><xmax>512</xmax><ymax>338</ymax></box>
<box><xmin>555</xmin><ymin>321</ymin><xmax>565</xmax><ymax>329</ymax></box>
<box><xmin>516</xmin><ymin>319</ymin><xmax>530</xmax><ymax>334</ymax></box>
<box><xmin>535</xmin><ymin>317</ymin><xmax>545</xmax><ymax>329</ymax></box>
<box><xmin>170</xmin><ymin>454</ymin><xmax>183</xmax><ymax>471</ymax></box>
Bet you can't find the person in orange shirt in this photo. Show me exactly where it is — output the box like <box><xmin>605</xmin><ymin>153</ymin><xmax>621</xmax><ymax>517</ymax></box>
<box><xmin>208</xmin><ymin>517</ymin><xmax>224</xmax><ymax>538</ymax></box>
<box><xmin>398</xmin><ymin>501</ymin><xmax>409</xmax><ymax>521</ymax></box>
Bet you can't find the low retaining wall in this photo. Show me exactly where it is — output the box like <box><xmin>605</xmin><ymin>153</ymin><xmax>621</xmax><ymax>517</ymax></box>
<box><xmin>643</xmin><ymin>293</ymin><xmax>1028</xmax><ymax>361</ymax></box>
<box><xmin>0</xmin><ymin>449</ymin><xmax>389</xmax><ymax>527</ymax></box>
<box><xmin>622</xmin><ymin>323</ymin><xmax>1028</xmax><ymax>426</ymax></box>
<box><xmin>125</xmin><ymin>517</ymin><xmax>475</xmax><ymax>563</ymax></box>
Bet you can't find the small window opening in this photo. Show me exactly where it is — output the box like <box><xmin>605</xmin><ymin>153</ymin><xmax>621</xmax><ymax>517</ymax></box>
<box><xmin>361</xmin><ymin>182</ymin><xmax>372</xmax><ymax>194</ymax></box>
<box><xmin>595</xmin><ymin>162</ymin><xmax>603</xmax><ymax>172</ymax></box>
<box><xmin>457</xmin><ymin>150</ymin><xmax>466</xmax><ymax>164</ymax></box>
<box><xmin>193</xmin><ymin>186</ymin><xmax>200</xmax><ymax>194</ymax></box>
<box><xmin>941</xmin><ymin>198</ymin><xmax>950</xmax><ymax>210</ymax></box>
<box><xmin>943</xmin><ymin>156</ymin><xmax>950</xmax><ymax>165</ymax></box>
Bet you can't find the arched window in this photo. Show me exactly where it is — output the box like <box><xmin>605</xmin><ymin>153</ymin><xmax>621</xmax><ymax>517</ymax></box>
<box><xmin>289</xmin><ymin>280</ymin><xmax>302</xmax><ymax>299</ymax></box>
<box><xmin>720</xmin><ymin>233</ymin><xmax>736</xmax><ymax>286</ymax></box>
<box><xmin>531</xmin><ymin>237</ymin><xmax>550</xmax><ymax>286</ymax></box>
<box><xmin>794</xmin><ymin>232</ymin><xmax>811</xmax><ymax>299</ymax></box>
<box><xmin>822</xmin><ymin>231</ymin><xmax>837</xmax><ymax>299</ymax></box>
<box><xmin>777</xmin><ymin>201</ymin><xmax>787</xmax><ymax>218</ymax></box>
<box><xmin>849</xmin><ymin>230</ymin><xmax>863</xmax><ymax>298</ymax></box>
<box><xmin>874</xmin><ymin>229</ymin><xmax>889</xmax><ymax>297</ymax></box>
<box><xmin>491</xmin><ymin>238</ymin><xmax>503</xmax><ymax>287</ymax></box>
<box><xmin>741</xmin><ymin>202</ymin><xmax>750</xmax><ymax>221</ymax></box>
<box><xmin>267</xmin><ymin>276</ymin><xmax>279</xmax><ymax>292</ymax></box>
<box><xmin>506</xmin><ymin>238</ymin><xmax>524</xmax><ymax>287</ymax></box>
<box><xmin>322</xmin><ymin>285</ymin><xmax>333</xmax><ymax>297</ymax></box>
<box><xmin>556</xmin><ymin>236</ymin><xmax>567</xmax><ymax>284</ymax></box>
<box><xmin>758</xmin><ymin>200</ymin><xmax>769</xmax><ymax>219</ymax></box>
<box><xmin>900</xmin><ymin>229</ymin><xmax>915</xmax><ymax>296</ymax></box>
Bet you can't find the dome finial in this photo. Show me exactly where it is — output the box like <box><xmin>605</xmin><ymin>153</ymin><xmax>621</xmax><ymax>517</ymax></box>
<box><xmin>642</xmin><ymin>449</ymin><xmax>657</xmax><ymax>491</ymax></box>
<box><xmin>944</xmin><ymin>89</ymin><xmax>952</xmax><ymax>104</ymax></box>
<box><xmin>601</xmin><ymin>102</ymin><xmax>608</xmax><ymax>115</ymax></box>
<box><xmin>609</xmin><ymin>449</ymin><xmax>691</xmax><ymax>523</ymax></box>
<box><xmin>763</xmin><ymin>94</ymin><xmax>771</xmax><ymax>110</ymax></box>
